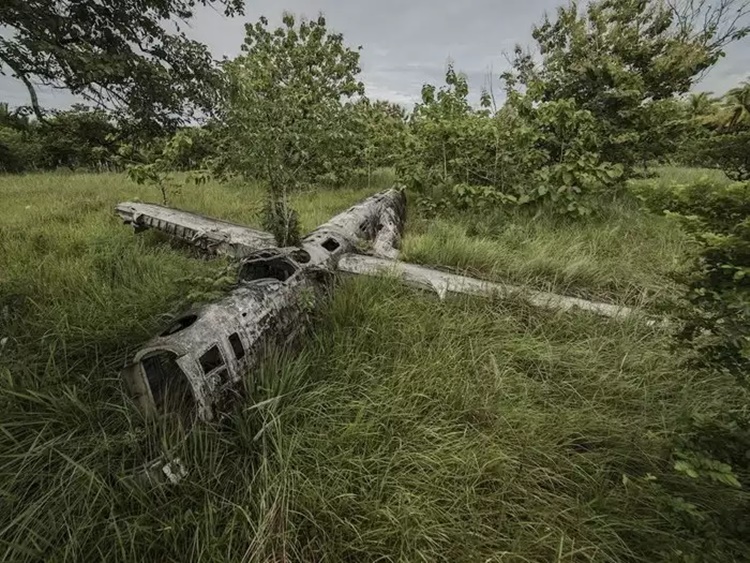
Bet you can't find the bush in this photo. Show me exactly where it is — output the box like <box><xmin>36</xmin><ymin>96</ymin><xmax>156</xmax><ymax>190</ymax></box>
<box><xmin>400</xmin><ymin>70</ymin><xmax>623</xmax><ymax>217</ymax></box>
<box><xmin>697</xmin><ymin>129</ymin><xmax>750</xmax><ymax>182</ymax></box>
<box><xmin>0</xmin><ymin>126</ymin><xmax>40</xmax><ymax>172</ymax></box>
<box><xmin>37</xmin><ymin>106</ymin><xmax>118</xmax><ymax>170</ymax></box>
<box><xmin>634</xmin><ymin>179</ymin><xmax>750</xmax><ymax>383</ymax></box>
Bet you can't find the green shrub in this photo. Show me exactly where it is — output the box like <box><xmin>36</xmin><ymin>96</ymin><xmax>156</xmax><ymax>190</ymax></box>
<box><xmin>697</xmin><ymin>129</ymin><xmax>750</xmax><ymax>182</ymax></box>
<box><xmin>635</xmin><ymin>179</ymin><xmax>750</xmax><ymax>383</ymax></box>
<box><xmin>0</xmin><ymin>126</ymin><xmax>40</xmax><ymax>172</ymax></box>
<box><xmin>401</xmin><ymin>69</ymin><xmax>623</xmax><ymax>217</ymax></box>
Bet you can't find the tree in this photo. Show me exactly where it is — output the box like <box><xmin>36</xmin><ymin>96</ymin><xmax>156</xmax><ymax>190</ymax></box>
<box><xmin>400</xmin><ymin>65</ymin><xmax>620</xmax><ymax>216</ymax></box>
<box><xmin>38</xmin><ymin>105</ymin><xmax>118</xmax><ymax>170</ymax></box>
<box><xmin>505</xmin><ymin>0</ymin><xmax>750</xmax><ymax>171</ymax></box>
<box><xmin>0</xmin><ymin>0</ymin><xmax>243</xmax><ymax>133</ymax></box>
<box><xmin>402</xmin><ymin>64</ymin><xmax>482</xmax><ymax>193</ymax></box>
<box><xmin>346</xmin><ymin>98</ymin><xmax>408</xmax><ymax>187</ymax></box>
<box><xmin>696</xmin><ymin>80</ymin><xmax>750</xmax><ymax>180</ymax></box>
<box><xmin>217</xmin><ymin>13</ymin><xmax>364</xmax><ymax>244</ymax></box>
<box><xmin>686</xmin><ymin>91</ymin><xmax>718</xmax><ymax>118</ymax></box>
<box><xmin>0</xmin><ymin>101</ymin><xmax>40</xmax><ymax>172</ymax></box>
<box><xmin>0</xmin><ymin>126</ymin><xmax>39</xmax><ymax>173</ymax></box>
<box><xmin>719</xmin><ymin>80</ymin><xmax>750</xmax><ymax>128</ymax></box>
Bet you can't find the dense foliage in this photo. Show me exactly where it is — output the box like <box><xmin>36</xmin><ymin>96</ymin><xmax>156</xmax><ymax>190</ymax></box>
<box><xmin>2</xmin><ymin>0</ymin><xmax>748</xmax><ymax>217</ymax></box>
<box><xmin>397</xmin><ymin>0</ymin><xmax>748</xmax><ymax>215</ymax></box>
<box><xmin>502</xmin><ymin>0</ymin><xmax>747</xmax><ymax>171</ymax></box>
<box><xmin>634</xmin><ymin>178</ymin><xmax>750</xmax><ymax>383</ymax></box>
<box><xmin>214</xmin><ymin>13</ymin><xmax>364</xmax><ymax>244</ymax></box>
<box><xmin>397</xmin><ymin>68</ymin><xmax>625</xmax><ymax>216</ymax></box>
<box><xmin>1</xmin><ymin>0</ymin><xmax>244</xmax><ymax>132</ymax></box>
<box><xmin>0</xmin><ymin>103</ymin><xmax>215</xmax><ymax>174</ymax></box>
<box><xmin>0</xmin><ymin>103</ymin><xmax>118</xmax><ymax>172</ymax></box>
<box><xmin>690</xmin><ymin>81</ymin><xmax>750</xmax><ymax>180</ymax></box>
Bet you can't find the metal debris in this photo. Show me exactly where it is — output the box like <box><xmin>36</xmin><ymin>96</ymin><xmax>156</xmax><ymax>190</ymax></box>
<box><xmin>134</xmin><ymin>456</ymin><xmax>188</xmax><ymax>486</ymax></box>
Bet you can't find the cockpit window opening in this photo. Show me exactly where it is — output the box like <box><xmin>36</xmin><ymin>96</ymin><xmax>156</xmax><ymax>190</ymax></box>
<box><xmin>291</xmin><ymin>249</ymin><xmax>311</xmax><ymax>264</ymax></box>
<box><xmin>322</xmin><ymin>237</ymin><xmax>340</xmax><ymax>252</ymax></box>
<box><xmin>228</xmin><ymin>333</ymin><xmax>246</xmax><ymax>360</ymax></box>
<box><xmin>199</xmin><ymin>345</ymin><xmax>225</xmax><ymax>374</ymax></box>
<box><xmin>160</xmin><ymin>314</ymin><xmax>198</xmax><ymax>336</ymax></box>
<box><xmin>239</xmin><ymin>256</ymin><xmax>298</xmax><ymax>283</ymax></box>
<box><xmin>141</xmin><ymin>350</ymin><xmax>196</xmax><ymax>417</ymax></box>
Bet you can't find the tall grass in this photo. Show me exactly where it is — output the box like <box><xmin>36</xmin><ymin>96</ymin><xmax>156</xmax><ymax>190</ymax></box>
<box><xmin>403</xmin><ymin>197</ymin><xmax>691</xmax><ymax>307</ymax></box>
<box><xmin>1</xmin><ymin>170</ymin><xmax>748</xmax><ymax>562</ymax></box>
<box><xmin>630</xmin><ymin>166</ymin><xmax>731</xmax><ymax>189</ymax></box>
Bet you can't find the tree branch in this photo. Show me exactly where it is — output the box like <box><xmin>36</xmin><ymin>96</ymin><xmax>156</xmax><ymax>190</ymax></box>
<box><xmin>0</xmin><ymin>54</ymin><xmax>47</xmax><ymax>123</ymax></box>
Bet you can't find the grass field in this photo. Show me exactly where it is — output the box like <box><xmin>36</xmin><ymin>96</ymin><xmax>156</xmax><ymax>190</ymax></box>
<box><xmin>1</xmin><ymin>169</ymin><xmax>749</xmax><ymax>561</ymax></box>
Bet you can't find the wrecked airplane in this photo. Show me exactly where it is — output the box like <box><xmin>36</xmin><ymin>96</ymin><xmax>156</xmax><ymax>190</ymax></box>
<box><xmin>118</xmin><ymin>189</ymin><xmax>407</xmax><ymax>423</ymax></box>
<box><xmin>117</xmin><ymin>187</ymin><xmax>646</xmax><ymax>426</ymax></box>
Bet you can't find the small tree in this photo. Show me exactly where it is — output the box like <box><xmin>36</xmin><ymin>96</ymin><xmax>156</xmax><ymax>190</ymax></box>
<box><xmin>125</xmin><ymin>132</ymin><xmax>201</xmax><ymax>205</ymax></box>
<box><xmin>699</xmin><ymin>130</ymin><xmax>750</xmax><ymax>181</ymax></box>
<box><xmin>218</xmin><ymin>13</ymin><xmax>364</xmax><ymax>245</ymax></box>
<box><xmin>695</xmin><ymin>80</ymin><xmax>750</xmax><ymax>181</ymax></box>
<box><xmin>504</xmin><ymin>0</ymin><xmax>750</xmax><ymax>172</ymax></box>
<box><xmin>347</xmin><ymin>98</ymin><xmax>408</xmax><ymax>187</ymax></box>
<box><xmin>400</xmin><ymin>64</ymin><xmax>516</xmax><ymax>197</ymax></box>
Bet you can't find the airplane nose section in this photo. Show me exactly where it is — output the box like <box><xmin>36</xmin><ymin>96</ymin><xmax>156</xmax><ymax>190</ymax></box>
<box><xmin>123</xmin><ymin>350</ymin><xmax>197</xmax><ymax>423</ymax></box>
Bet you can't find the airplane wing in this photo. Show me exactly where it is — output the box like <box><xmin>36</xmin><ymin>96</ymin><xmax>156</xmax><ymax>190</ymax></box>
<box><xmin>337</xmin><ymin>253</ymin><xmax>638</xmax><ymax>320</ymax></box>
<box><xmin>115</xmin><ymin>201</ymin><xmax>276</xmax><ymax>258</ymax></box>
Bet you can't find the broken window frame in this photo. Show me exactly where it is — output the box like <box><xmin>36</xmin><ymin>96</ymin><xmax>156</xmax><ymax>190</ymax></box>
<box><xmin>228</xmin><ymin>332</ymin><xmax>246</xmax><ymax>361</ymax></box>
<box><xmin>139</xmin><ymin>349</ymin><xmax>197</xmax><ymax>420</ymax></box>
<box><xmin>198</xmin><ymin>344</ymin><xmax>226</xmax><ymax>375</ymax></box>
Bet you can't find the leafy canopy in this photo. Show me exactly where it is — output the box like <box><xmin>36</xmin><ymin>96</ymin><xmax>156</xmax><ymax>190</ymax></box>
<box><xmin>504</xmin><ymin>0</ymin><xmax>750</xmax><ymax>170</ymax></box>
<box><xmin>0</xmin><ymin>0</ymin><xmax>244</xmax><ymax>132</ymax></box>
<box><xmin>217</xmin><ymin>13</ymin><xmax>364</xmax><ymax>244</ymax></box>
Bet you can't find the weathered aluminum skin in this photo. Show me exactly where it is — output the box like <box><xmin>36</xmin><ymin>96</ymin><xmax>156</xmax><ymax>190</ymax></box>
<box><xmin>123</xmin><ymin>265</ymin><xmax>317</xmax><ymax>422</ymax></box>
<box><xmin>337</xmin><ymin>254</ymin><xmax>638</xmax><ymax>319</ymax></box>
<box><xmin>119</xmin><ymin>189</ymin><xmax>407</xmax><ymax>423</ymax></box>
<box><xmin>115</xmin><ymin>201</ymin><xmax>277</xmax><ymax>258</ymax></box>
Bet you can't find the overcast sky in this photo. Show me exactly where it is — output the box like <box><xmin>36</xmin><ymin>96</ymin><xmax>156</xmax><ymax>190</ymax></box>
<box><xmin>1</xmin><ymin>0</ymin><xmax>749</xmax><ymax>110</ymax></box>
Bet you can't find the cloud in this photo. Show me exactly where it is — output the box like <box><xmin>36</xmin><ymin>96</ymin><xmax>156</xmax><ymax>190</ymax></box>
<box><xmin>1</xmin><ymin>0</ymin><xmax>748</xmax><ymax>110</ymax></box>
